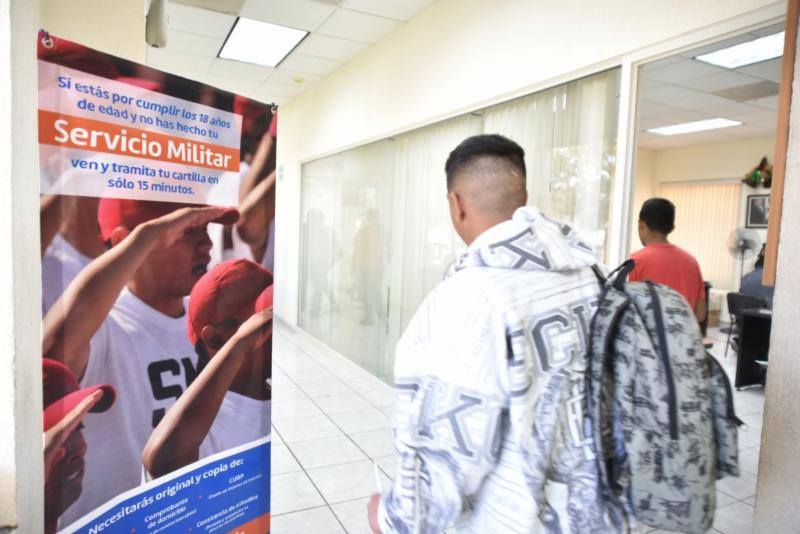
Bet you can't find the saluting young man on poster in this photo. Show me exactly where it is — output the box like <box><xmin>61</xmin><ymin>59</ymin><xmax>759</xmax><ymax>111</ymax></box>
<box><xmin>43</xmin><ymin>199</ymin><xmax>237</xmax><ymax>527</ymax></box>
<box><xmin>143</xmin><ymin>259</ymin><xmax>273</xmax><ymax>479</ymax></box>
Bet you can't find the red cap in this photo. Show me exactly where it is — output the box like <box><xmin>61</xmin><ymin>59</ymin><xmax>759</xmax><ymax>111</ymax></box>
<box><xmin>187</xmin><ymin>259</ymin><xmax>273</xmax><ymax>345</ymax></box>
<box><xmin>255</xmin><ymin>285</ymin><xmax>274</xmax><ymax>312</ymax></box>
<box><xmin>42</xmin><ymin>359</ymin><xmax>115</xmax><ymax>432</ymax></box>
<box><xmin>97</xmin><ymin>199</ymin><xmax>239</xmax><ymax>241</ymax></box>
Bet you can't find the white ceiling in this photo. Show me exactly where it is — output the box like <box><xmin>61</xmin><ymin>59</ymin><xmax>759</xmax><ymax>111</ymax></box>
<box><xmin>146</xmin><ymin>0</ymin><xmax>435</xmax><ymax>105</ymax></box>
<box><xmin>637</xmin><ymin>23</ymin><xmax>783</xmax><ymax>150</ymax></box>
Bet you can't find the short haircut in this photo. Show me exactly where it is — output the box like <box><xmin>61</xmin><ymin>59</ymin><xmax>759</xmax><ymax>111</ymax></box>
<box><xmin>639</xmin><ymin>198</ymin><xmax>675</xmax><ymax>235</ymax></box>
<box><xmin>445</xmin><ymin>134</ymin><xmax>526</xmax><ymax>191</ymax></box>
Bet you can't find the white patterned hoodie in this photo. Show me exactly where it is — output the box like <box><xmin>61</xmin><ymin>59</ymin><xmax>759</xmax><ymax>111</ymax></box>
<box><xmin>378</xmin><ymin>206</ymin><xmax>620</xmax><ymax>534</ymax></box>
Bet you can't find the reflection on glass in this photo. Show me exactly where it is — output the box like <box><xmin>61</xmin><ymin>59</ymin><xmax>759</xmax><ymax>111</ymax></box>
<box><xmin>299</xmin><ymin>141</ymin><xmax>395</xmax><ymax>381</ymax></box>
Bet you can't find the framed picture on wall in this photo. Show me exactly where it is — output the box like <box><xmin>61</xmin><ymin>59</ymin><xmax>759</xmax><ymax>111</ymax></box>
<box><xmin>746</xmin><ymin>194</ymin><xmax>770</xmax><ymax>228</ymax></box>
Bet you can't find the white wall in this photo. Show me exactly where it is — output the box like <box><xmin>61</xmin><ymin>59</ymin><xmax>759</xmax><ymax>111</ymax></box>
<box><xmin>629</xmin><ymin>148</ymin><xmax>656</xmax><ymax>252</ymax></box>
<box><xmin>276</xmin><ymin>0</ymin><xmax>784</xmax><ymax>325</ymax></box>
<box><xmin>40</xmin><ymin>0</ymin><xmax>146</xmax><ymax>63</ymax></box>
<box><xmin>754</xmin><ymin>25</ymin><xmax>800</xmax><ymax>531</ymax></box>
<box><xmin>1</xmin><ymin>0</ymin><xmax>42</xmax><ymax>530</ymax></box>
<box><xmin>653</xmin><ymin>136</ymin><xmax>776</xmax><ymax>184</ymax></box>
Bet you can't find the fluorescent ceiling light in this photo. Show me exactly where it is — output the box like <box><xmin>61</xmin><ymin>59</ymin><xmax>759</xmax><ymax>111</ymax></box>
<box><xmin>695</xmin><ymin>31</ymin><xmax>784</xmax><ymax>69</ymax></box>
<box><xmin>219</xmin><ymin>17</ymin><xmax>307</xmax><ymax>68</ymax></box>
<box><xmin>647</xmin><ymin>118</ymin><xmax>742</xmax><ymax>136</ymax></box>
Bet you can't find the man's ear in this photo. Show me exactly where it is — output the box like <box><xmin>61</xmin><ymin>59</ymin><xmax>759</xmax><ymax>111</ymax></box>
<box><xmin>109</xmin><ymin>226</ymin><xmax>131</xmax><ymax>248</ymax></box>
<box><xmin>447</xmin><ymin>191</ymin><xmax>467</xmax><ymax>222</ymax></box>
<box><xmin>200</xmin><ymin>325</ymin><xmax>223</xmax><ymax>350</ymax></box>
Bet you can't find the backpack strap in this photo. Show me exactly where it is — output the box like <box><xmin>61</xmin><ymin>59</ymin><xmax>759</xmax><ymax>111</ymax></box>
<box><xmin>611</xmin><ymin>259</ymin><xmax>636</xmax><ymax>291</ymax></box>
<box><xmin>590</xmin><ymin>264</ymin><xmax>606</xmax><ymax>288</ymax></box>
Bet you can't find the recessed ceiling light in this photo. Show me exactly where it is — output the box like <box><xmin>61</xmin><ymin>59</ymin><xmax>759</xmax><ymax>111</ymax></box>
<box><xmin>647</xmin><ymin>118</ymin><xmax>742</xmax><ymax>136</ymax></box>
<box><xmin>219</xmin><ymin>17</ymin><xmax>307</xmax><ymax>68</ymax></box>
<box><xmin>695</xmin><ymin>31</ymin><xmax>784</xmax><ymax>69</ymax></box>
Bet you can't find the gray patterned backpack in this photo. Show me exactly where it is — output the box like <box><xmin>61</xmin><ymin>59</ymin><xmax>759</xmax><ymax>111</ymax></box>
<box><xmin>587</xmin><ymin>260</ymin><xmax>742</xmax><ymax>533</ymax></box>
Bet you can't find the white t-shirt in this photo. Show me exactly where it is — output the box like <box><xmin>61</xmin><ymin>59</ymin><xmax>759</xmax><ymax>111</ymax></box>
<box><xmin>60</xmin><ymin>289</ymin><xmax>197</xmax><ymax>528</ymax></box>
<box><xmin>41</xmin><ymin>233</ymin><xmax>94</xmax><ymax>315</ymax></box>
<box><xmin>199</xmin><ymin>392</ymin><xmax>271</xmax><ymax>459</ymax></box>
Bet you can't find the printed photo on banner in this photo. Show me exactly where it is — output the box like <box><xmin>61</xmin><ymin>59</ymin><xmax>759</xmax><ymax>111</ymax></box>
<box><xmin>37</xmin><ymin>30</ymin><xmax>275</xmax><ymax>534</ymax></box>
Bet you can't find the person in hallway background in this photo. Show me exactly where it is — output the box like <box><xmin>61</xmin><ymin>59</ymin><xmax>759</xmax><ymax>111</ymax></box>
<box><xmin>305</xmin><ymin>208</ymin><xmax>340</xmax><ymax>318</ymax></box>
<box><xmin>368</xmin><ymin>134</ymin><xmax>615</xmax><ymax>533</ymax></box>
<box><xmin>741</xmin><ymin>244</ymin><xmax>774</xmax><ymax>308</ymax></box>
<box><xmin>351</xmin><ymin>208</ymin><xmax>382</xmax><ymax>325</ymax></box>
<box><xmin>629</xmin><ymin>197</ymin><xmax>707</xmax><ymax>322</ymax></box>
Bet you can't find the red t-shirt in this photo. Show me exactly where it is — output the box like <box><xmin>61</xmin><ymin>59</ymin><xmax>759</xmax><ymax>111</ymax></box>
<box><xmin>629</xmin><ymin>243</ymin><xmax>705</xmax><ymax>309</ymax></box>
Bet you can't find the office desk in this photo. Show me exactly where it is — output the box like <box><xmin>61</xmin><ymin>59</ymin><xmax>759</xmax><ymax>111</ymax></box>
<box><xmin>735</xmin><ymin>308</ymin><xmax>772</xmax><ymax>389</ymax></box>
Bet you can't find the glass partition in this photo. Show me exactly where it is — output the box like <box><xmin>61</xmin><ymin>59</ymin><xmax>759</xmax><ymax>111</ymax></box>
<box><xmin>300</xmin><ymin>68</ymin><xmax>620</xmax><ymax>383</ymax></box>
<box><xmin>299</xmin><ymin>140</ymin><xmax>395</xmax><ymax>379</ymax></box>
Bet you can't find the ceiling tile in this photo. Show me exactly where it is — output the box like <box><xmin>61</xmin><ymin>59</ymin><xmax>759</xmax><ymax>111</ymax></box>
<box><xmin>207</xmin><ymin>58</ymin><xmax>274</xmax><ymax>81</ymax></box>
<box><xmin>294</xmin><ymin>34</ymin><xmax>369</xmax><ymax>62</ymax></box>
<box><xmin>669</xmin><ymin>92</ymin><xmax>736</xmax><ymax>110</ymax></box>
<box><xmin>739</xmin><ymin>110</ymin><xmax>778</xmax><ymax>129</ymax></box>
<box><xmin>146</xmin><ymin>48</ymin><xmax>215</xmax><ymax>74</ymax></box>
<box><xmin>637</xmin><ymin>77</ymin><xmax>661</xmax><ymax>91</ymax></box>
<box><xmin>267</xmin><ymin>68</ymin><xmax>324</xmax><ymax>87</ymax></box>
<box><xmin>171</xmin><ymin>0</ymin><xmax>246</xmax><ymax>15</ymax></box>
<box><xmin>341</xmin><ymin>0</ymin><xmax>434</xmax><ymax>21</ymax></box>
<box><xmin>316</xmin><ymin>8</ymin><xmax>401</xmax><ymax>43</ymax></box>
<box><xmin>751</xmin><ymin>22</ymin><xmax>785</xmax><ymax>37</ymax></box>
<box><xmin>637</xmin><ymin>100</ymin><xmax>691</xmax><ymax>120</ymax></box>
<box><xmin>279</xmin><ymin>53</ymin><xmax>342</xmax><ymax>75</ymax></box>
<box><xmin>253</xmin><ymin>81</ymin><xmax>307</xmax><ymax>98</ymax></box>
<box><xmin>737</xmin><ymin>57</ymin><xmax>783</xmax><ymax>82</ymax></box>
<box><xmin>749</xmin><ymin>94</ymin><xmax>780</xmax><ymax>110</ymax></box>
<box><xmin>240</xmin><ymin>0</ymin><xmax>336</xmax><ymax>31</ymax></box>
<box><xmin>163</xmin><ymin>29</ymin><xmax>224</xmax><ymax>57</ymax></box>
<box><xmin>723</xmin><ymin>123</ymin><xmax>773</xmax><ymax>138</ymax></box>
<box><xmin>639</xmin><ymin>82</ymin><xmax>700</xmax><ymax>103</ymax></box>
<box><xmin>676</xmin><ymin>70</ymin><xmax>762</xmax><ymax>93</ymax></box>
<box><xmin>640</xmin><ymin>55</ymin><xmax>685</xmax><ymax>73</ymax></box>
<box><xmin>250</xmin><ymin>93</ymin><xmax>291</xmax><ymax>106</ymax></box>
<box><xmin>203</xmin><ymin>75</ymin><xmax>261</xmax><ymax>96</ymax></box>
<box><xmin>167</xmin><ymin>2</ymin><xmax>236</xmax><ymax>38</ymax></box>
<box><xmin>639</xmin><ymin>110</ymin><xmax>710</xmax><ymax>131</ymax></box>
<box><xmin>643</xmin><ymin>58</ymin><xmax>726</xmax><ymax>84</ymax></box>
<box><xmin>702</xmin><ymin>101</ymin><xmax>768</xmax><ymax>119</ymax></box>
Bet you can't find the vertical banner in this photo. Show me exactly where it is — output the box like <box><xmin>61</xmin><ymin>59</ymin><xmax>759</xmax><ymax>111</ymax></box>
<box><xmin>38</xmin><ymin>31</ymin><xmax>276</xmax><ymax>534</ymax></box>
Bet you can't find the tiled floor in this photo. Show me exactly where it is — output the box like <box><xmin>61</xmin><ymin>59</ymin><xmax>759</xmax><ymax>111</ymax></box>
<box><xmin>270</xmin><ymin>322</ymin><xmax>395</xmax><ymax>533</ymax></box>
<box><xmin>269</xmin><ymin>322</ymin><xmax>765</xmax><ymax>534</ymax></box>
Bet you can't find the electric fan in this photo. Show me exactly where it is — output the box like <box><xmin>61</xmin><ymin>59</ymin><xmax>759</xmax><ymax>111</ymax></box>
<box><xmin>727</xmin><ymin>227</ymin><xmax>762</xmax><ymax>288</ymax></box>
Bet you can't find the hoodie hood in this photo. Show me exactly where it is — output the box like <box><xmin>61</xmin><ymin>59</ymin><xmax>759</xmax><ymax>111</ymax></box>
<box><xmin>445</xmin><ymin>206</ymin><xmax>598</xmax><ymax>279</ymax></box>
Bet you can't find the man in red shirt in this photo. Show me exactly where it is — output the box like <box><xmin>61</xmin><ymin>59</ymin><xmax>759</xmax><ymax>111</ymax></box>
<box><xmin>630</xmin><ymin>198</ymin><xmax>707</xmax><ymax>322</ymax></box>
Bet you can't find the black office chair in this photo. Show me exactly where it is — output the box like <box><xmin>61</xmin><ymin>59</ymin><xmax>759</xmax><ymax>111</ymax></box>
<box><xmin>725</xmin><ymin>292</ymin><xmax>767</xmax><ymax>359</ymax></box>
<box><xmin>699</xmin><ymin>281</ymin><xmax>712</xmax><ymax>337</ymax></box>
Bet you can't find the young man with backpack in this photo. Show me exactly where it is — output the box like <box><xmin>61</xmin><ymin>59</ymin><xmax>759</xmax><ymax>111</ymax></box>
<box><xmin>368</xmin><ymin>134</ymin><xmax>615</xmax><ymax>533</ymax></box>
